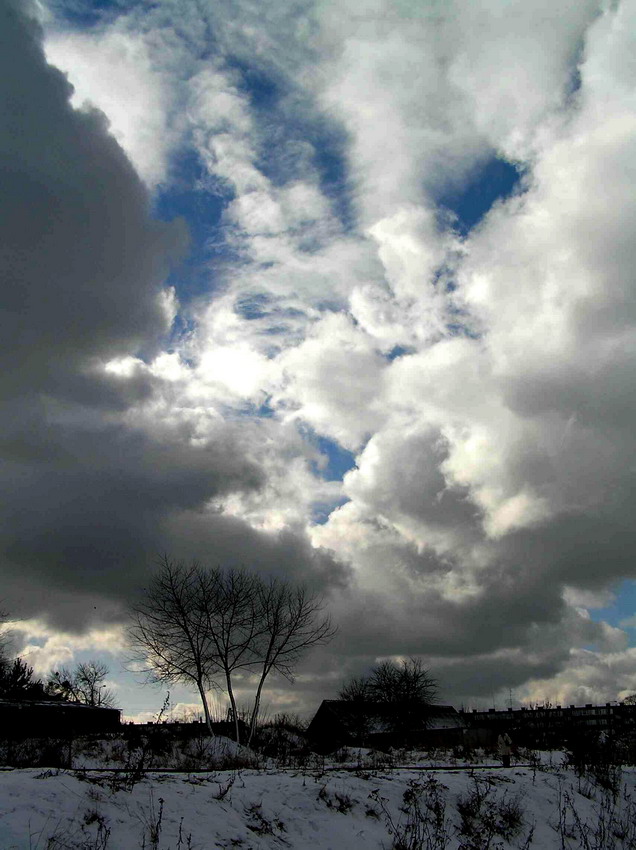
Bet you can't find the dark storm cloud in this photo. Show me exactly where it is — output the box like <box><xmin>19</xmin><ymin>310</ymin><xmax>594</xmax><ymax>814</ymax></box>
<box><xmin>0</xmin><ymin>0</ymin><xmax>345</xmax><ymax>630</ymax></box>
<box><xmin>330</xmin><ymin>558</ymin><xmax>565</xmax><ymax>660</ymax></box>
<box><xmin>433</xmin><ymin>650</ymin><xmax>566</xmax><ymax>703</ymax></box>
<box><xmin>158</xmin><ymin>510</ymin><xmax>349</xmax><ymax>591</ymax></box>
<box><xmin>346</xmin><ymin>426</ymin><xmax>481</xmax><ymax>535</ymax></box>
<box><xmin>312</xmin><ymin>502</ymin><xmax>625</xmax><ymax>701</ymax></box>
<box><xmin>0</xmin><ymin>1</ymin><xmax>186</xmax><ymax>392</ymax></box>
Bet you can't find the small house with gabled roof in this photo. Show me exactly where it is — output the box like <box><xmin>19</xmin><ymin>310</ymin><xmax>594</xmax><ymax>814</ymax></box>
<box><xmin>0</xmin><ymin>698</ymin><xmax>121</xmax><ymax>739</ymax></box>
<box><xmin>307</xmin><ymin>700</ymin><xmax>465</xmax><ymax>752</ymax></box>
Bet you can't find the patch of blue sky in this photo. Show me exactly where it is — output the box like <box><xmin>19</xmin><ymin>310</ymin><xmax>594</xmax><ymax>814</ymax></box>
<box><xmin>228</xmin><ymin>59</ymin><xmax>355</xmax><ymax>230</ymax></box>
<box><xmin>384</xmin><ymin>345</ymin><xmax>415</xmax><ymax>362</ymax></box>
<box><xmin>153</xmin><ymin>148</ymin><xmax>232</xmax><ymax>305</ymax></box>
<box><xmin>311</xmin><ymin>435</ymin><xmax>357</xmax><ymax>482</ymax></box>
<box><xmin>254</xmin><ymin>399</ymin><xmax>276</xmax><ymax>418</ymax></box>
<box><xmin>47</xmin><ymin>0</ymin><xmax>133</xmax><ymax>29</ymax></box>
<box><xmin>309</xmin><ymin>127</ymin><xmax>355</xmax><ymax>232</ymax></box>
<box><xmin>311</xmin><ymin>496</ymin><xmax>349</xmax><ymax>526</ymax></box>
<box><xmin>166</xmin><ymin>314</ymin><xmax>197</xmax><ymax>354</ymax></box>
<box><xmin>234</xmin><ymin>293</ymin><xmax>271</xmax><ymax>321</ymax></box>
<box><xmin>238</xmin><ymin>402</ymin><xmax>273</xmax><ymax>421</ymax></box>
<box><xmin>589</xmin><ymin>579</ymin><xmax>636</xmax><ymax>635</ymax></box>
<box><xmin>229</xmin><ymin>59</ymin><xmax>281</xmax><ymax>112</ymax></box>
<box><xmin>148</xmin><ymin>58</ymin><xmax>353</xmax><ymax>332</ymax></box>
<box><xmin>446</xmin><ymin>320</ymin><xmax>480</xmax><ymax>340</ymax></box>
<box><xmin>437</xmin><ymin>156</ymin><xmax>523</xmax><ymax>237</ymax></box>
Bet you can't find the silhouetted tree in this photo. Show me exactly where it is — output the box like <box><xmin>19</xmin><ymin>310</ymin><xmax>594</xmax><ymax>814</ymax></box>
<box><xmin>129</xmin><ymin>556</ymin><xmax>335</xmax><ymax>744</ymax></box>
<box><xmin>48</xmin><ymin>661</ymin><xmax>116</xmax><ymax>707</ymax></box>
<box><xmin>367</xmin><ymin>658</ymin><xmax>438</xmax><ymax>706</ymax></box>
<box><xmin>128</xmin><ymin>558</ymin><xmax>219</xmax><ymax>736</ymax></box>
<box><xmin>196</xmin><ymin>566</ymin><xmax>263</xmax><ymax>744</ymax></box>
<box><xmin>246</xmin><ymin>577</ymin><xmax>335</xmax><ymax>745</ymax></box>
<box><xmin>339</xmin><ymin>657</ymin><xmax>438</xmax><ymax>734</ymax></box>
<box><xmin>0</xmin><ymin>608</ymin><xmax>49</xmax><ymax>700</ymax></box>
<box><xmin>0</xmin><ymin>657</ymin><xmax>48</xmax><ymax>699</ymax></box>
<box><xmin>338</xmin><ymin>675</ymin><xmax>372</xmax><ymax>702</ymax></box>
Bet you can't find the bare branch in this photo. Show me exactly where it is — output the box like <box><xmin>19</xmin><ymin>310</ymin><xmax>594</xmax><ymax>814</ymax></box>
<box><xmin>339</xmin><ymin>656</ymin><xmax>438</xmax><ymax>736</ymax></box>
<box><xmin>127</xmin><ymin>556</ymin><xmax>221</xmax><ymax>735</ymax></box>
<box><xmin>246</xmin><ymin>578</ymin><xmax>336</xmax><ymax>745</ymax></box>
<box><xmin>48</xmin><ymin>660</ymin><xmax>117</xmax><ymax>707</ymax></box>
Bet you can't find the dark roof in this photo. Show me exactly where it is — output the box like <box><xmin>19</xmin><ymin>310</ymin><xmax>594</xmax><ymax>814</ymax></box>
<box><xmin>0</xmin><ymin>699</ymin><xmax>120</xmax><ymax>712</ymax></box>
<box><xmin>308</xmin><ymin>701</ymin><xmax>465</xmax><ymax>736</ymax></box>
<box><xmin>0</xmin><ymin>699</ymin><xmax>121</xmax><ymax>737</ymax></box>
<box><xmin>313</xmin><ymin>700</ymin><xmax>459</xmax><ymax>715</ymax></box>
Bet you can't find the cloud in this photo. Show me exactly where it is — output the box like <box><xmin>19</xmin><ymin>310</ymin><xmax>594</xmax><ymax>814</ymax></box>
<box><xmin>0</xmin><ymin>0</ymin><xmax>345</xmax><ymax>636</ymax></box>
<box><xmin>308</xmin><ymin>0</ymin><xmax>636</xmax><ymax>706</ymax></box>
<box><xmin>13</xmin><ymin>0</ymin><xmax>636</xmax><ymax>714</ymax></box>
<box><xmin>44</xmin><ymin>26</ymin><xmax>175</xmax><ymax>188</ymax></box>
<box><xmin>516</xmin><ymin>645</ymin><xmax>636</xmax><ymax>707</ymax></box>
<box><xmin>276</xmin><ymin>313</ymin><xmax>387</xmax><ymax>450</ymax></box>
<box><xmin>3</xmin><ymin>618</ymin><xmax>127</xmax><ymax>673</ymax></box>
<box><xmin>0</xmin><ymin>2</ymin><xmax>184</xmax><ymax>393</ymax></box>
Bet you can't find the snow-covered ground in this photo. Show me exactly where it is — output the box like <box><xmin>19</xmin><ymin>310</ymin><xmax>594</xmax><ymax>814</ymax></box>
<box><xmin>1</xmin><ymin>742</ymin><xmax>635</xmax><ymax>848</ymax></box>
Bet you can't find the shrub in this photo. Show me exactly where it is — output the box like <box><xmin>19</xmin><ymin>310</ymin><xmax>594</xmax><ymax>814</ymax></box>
<box><xmin>371</xmin><ymin>776</ymin><xmax>451</xmax><ymax>850</ymax></box>
<box><xmin>456</xmin><ymin>777</ymin><xmax>525</xmax><ymax>849</ymax></box>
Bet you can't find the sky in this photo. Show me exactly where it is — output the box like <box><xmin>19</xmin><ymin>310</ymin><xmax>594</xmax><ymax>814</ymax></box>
<box><xmin>3</xmin><ymin>0</ymin><xmax>636</xmax><ymax>720</ymax></box>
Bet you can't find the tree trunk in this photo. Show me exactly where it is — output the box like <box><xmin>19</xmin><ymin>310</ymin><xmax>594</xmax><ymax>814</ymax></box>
<box><xmin>196</xmin><ymin>680</ymin><xmax>216</xmax><ymax>737</ymax></box>
<box><xmin>247</xmin><ymin>670</ymin><xmax>268</xmax><ymax>747</ymax></box>
<box><xmin>226</xmin><ymin>672</ymin><xmax>240</xmax><ymax>744</ymax></box>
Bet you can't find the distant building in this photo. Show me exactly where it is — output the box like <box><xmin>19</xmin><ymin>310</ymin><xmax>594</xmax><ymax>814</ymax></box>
<box><xmin>0</xmin><ymin>698</ymin><xmax>121</xmax><ymax>738</ymax></box>
<box><xmin>461</xmin><ymin>702</ymin><xmax>636</xmax><ymax>748</ymax></box>
<box><xmin>129</xmin><ymin>718</ymin><xmax>248</xmax><ymax>742</ymax></box>
<box><xmin>307</xmin><ymin>700</ymin><xmax>465</xmax><ymax>752</ymax></box>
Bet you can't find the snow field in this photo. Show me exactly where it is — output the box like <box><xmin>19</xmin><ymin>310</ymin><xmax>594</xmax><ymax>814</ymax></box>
<box><xmin>1</xmin><ymin>759</ymin><xmax>636</xmax><ymax>849</ymax></box>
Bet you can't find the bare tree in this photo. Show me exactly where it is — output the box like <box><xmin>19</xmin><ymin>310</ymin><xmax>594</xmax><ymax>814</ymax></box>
<box><xmin>367</xmin><ymin>657</ymin><xmax>437</xmax><ymax>706</ymax></box>
<box><xmin>48</xmin><ymin>661</ymin><xmax>116</xmax><ymax>707</ymax></box>
<box><xmin>339</xmin><ymin>657</ymin><xmax>438</xmax><ymax>734</ymax></box>
<box><xmin>246</xmin><ymin>579</ymin><xmax>336</xmax><ymax>746</ymax></box>
<box><xmin>128</xmin><ymin>557</ymin><xmax>220</xmax><ymax>736</ymax></box>
<box><xmin>196</xmin><ymin>567</ymin><xmax>263</xmax><ymax>744</ymax></box>
<box><xmin>129</xmin><ymin>557</ymin><xmax>336</xmax><ymax>746</ymax></box>
<box><xmin>338</xmin><ymin>675</ymin><xmax>372</xmax><ymax>702</ymax></box>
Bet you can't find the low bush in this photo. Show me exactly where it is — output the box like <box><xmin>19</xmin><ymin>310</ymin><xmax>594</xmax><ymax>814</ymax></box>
<box><xmin>371</xmin><ymin>776</ymin><xmax>451</xmax><ymax>850</ymax></box>
<box><xmin>456</xmin><ymin>776</ymin><xmax>525</xmax><ymax>849</ymax></box>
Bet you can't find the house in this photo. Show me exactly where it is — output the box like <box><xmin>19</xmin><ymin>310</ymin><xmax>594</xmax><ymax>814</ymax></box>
<box><xmin>307</xmin><ymin>700</ymin><xmax>466</xmax><ymax>752</ymax></box>
<box><xmin>0</xmin><ymin>698</ymin><xmax>121</xmax><ymax>739</ymax></box>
